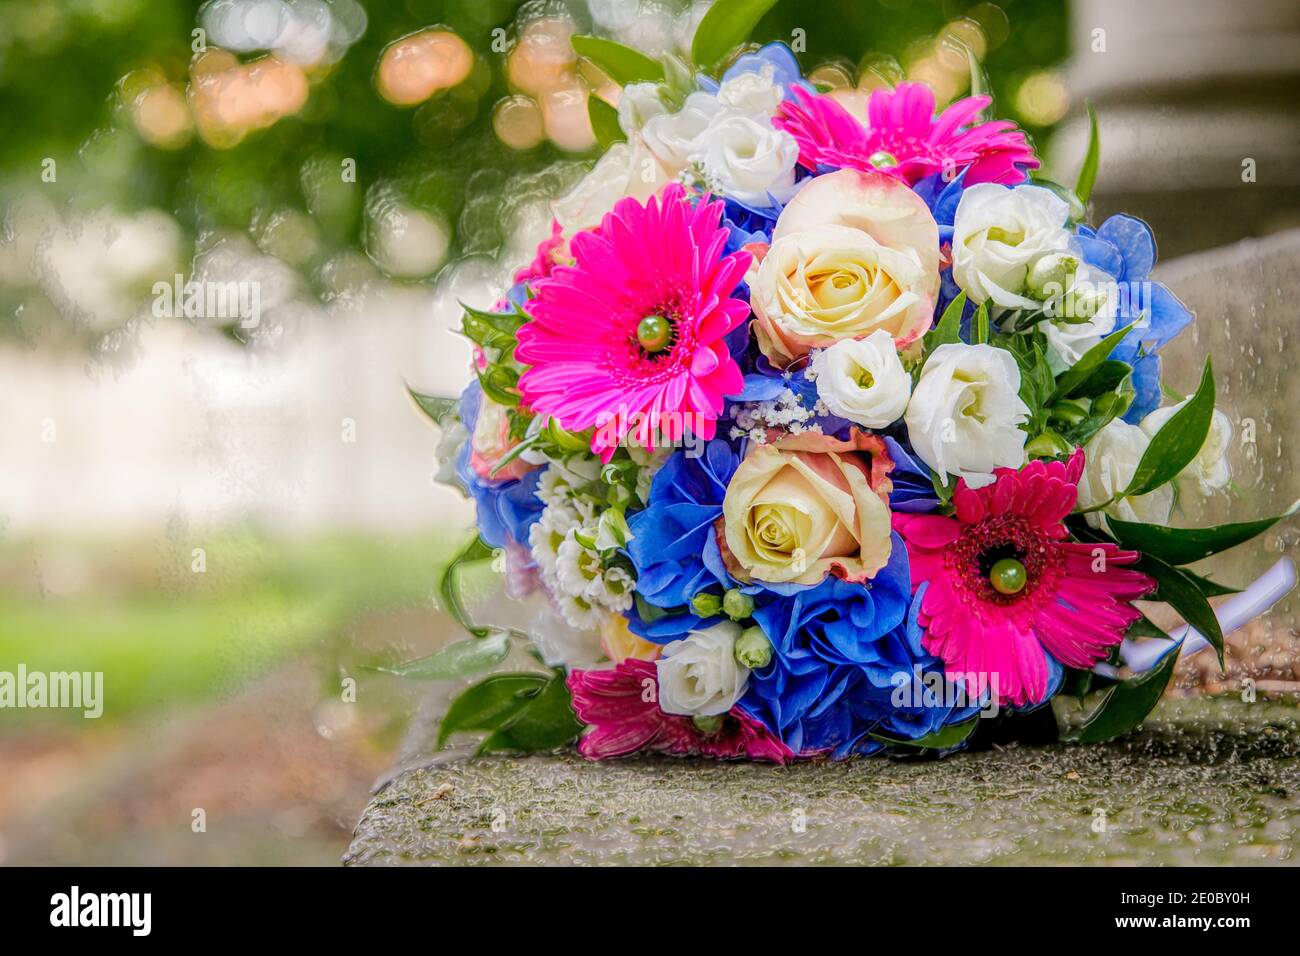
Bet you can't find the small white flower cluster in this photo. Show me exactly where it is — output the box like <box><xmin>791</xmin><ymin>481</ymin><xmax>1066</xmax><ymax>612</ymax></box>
<box><xmin>529</xmin><ymin>454</ymin><xmax>635</xmax><ymax>630</ymax></box>
<box><xmin>728</xmin><ymin>386</ymin><xmax>825</xmax><ymax>443</ymax></box>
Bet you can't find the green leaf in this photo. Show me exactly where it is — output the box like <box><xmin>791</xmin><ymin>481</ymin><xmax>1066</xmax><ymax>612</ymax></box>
<box><xmin>871</xmin><ymin>717</ymin><xmax>979</xmax><ymax>751</ymax></box>
<box><xmin>1071</xmin><ymin>359</ymin><xmax>1132</xmax><ymax>399</ymax></box>
<box><xmin>973</xmin><ymin>303</ymin><xmax>989</xmax><ymax>344</ymax></box>
<box><xmin>1136</xmin><ymin>552</ymin><xmax>1224</xmax><ymax>667</ymax></box>
<box><xmin>377</xmin><ymin>630</ymin><xmax>511</xmax><ymax>680</ymax></box>
<box><xmin>476</xmin><ymin>363</ymin><xmax>521</xmax><ymax>408</ymax></box>
<box><xmin>691</xmin><ymin>0</ymin><xmax>780</xmax><ymax>72</ymax></box>
<box><xmin>1074</xmin><ymin>102</ymin><xmax>1100</xmax><ymax>205</ymax></box>
<box><xmin>438</xmin><ymin>673</ymin><xmax>548</xmax><ymax>750</ymax></box>
<box><xmin>1123</xmin><ymin>358</ymin><xmax>1214</xmax><ymax>498</ymax></box>
<box><xmin>1048</xmin><ymin>321</ymin><xmax>1133</xmax><ymax>404</ymax></box>
<box><xmin>587</xmin><ymin>94</ymin><xmax>625</xmax><ymax>150</ymax></box>
<box><xmin>438</xmin><ymin>535</ymin><xmax>496</xmax><ymax>638</ymax></box>
<box><xmin>1104</xmin><ymin>501</ymin><xmax>1298</xmax><ymax>566</ymax></box>
<box><xmin>920</xmin><ymin>291</ymin><xmax>966</xmax><ymax>366</ymax></box>
<box><xmin>570</xmin><ymin>35</ymin><xmax>664</xmax><ymax>84</ymax></box>
<box><xmin>405</xmin><ymin>384</ymin><xmax>458</xmax><ymax>428</ymax></box>
<box><xmin>1178</xmin><ymin>567</ymin><xmax>1243</xmax><ymax>598</ymax></box>
<box><xmin>1064</xmin><ymin>629</ymin><xmax>1180</xmax><ymax>744</ymax></box>
<box><xmin>478</xmin><ymin>673</ymin><xmax>584</xmax><ymax>753</ymax></box>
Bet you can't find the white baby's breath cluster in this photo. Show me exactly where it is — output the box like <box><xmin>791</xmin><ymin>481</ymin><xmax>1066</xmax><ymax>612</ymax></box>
<box><xmin>727</xmin><ymin>387</ymin><xmax>825</xmax><ymax>443</ymax></box>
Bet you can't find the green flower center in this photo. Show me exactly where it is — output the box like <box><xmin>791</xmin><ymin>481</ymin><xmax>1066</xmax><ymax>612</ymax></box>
<box><xmin>636</xmin><ymin>314</ymin><xmax>672</xmax><ymax>353</ymax></box>
<box><xmin>989</xmin><ymin>557</ymin><xmax>1028</xmax><ymax>595</ymax></box>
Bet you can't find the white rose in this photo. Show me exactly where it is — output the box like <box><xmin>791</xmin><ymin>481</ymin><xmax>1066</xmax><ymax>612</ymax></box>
<box><xmin>616</xmin><ymin>82</ymin><xmax>668</xmax><ymax>136</ymax></box>
<box><xmin>655</xmin><ymin>621</ymin><xmax>750</xmax><ymax>717</ymax></box>
<box><xmin>552</xmin><ymin>139</ymin><xmax>672</xmax><ymax>233</ymax></box>
<box><xmin>904</xmin><ymin>343</ymin><xmax>1029</xmax><ymax>489</ymax></box>
<box><xmin>1140</xmin><ymin>403</ymin><xmax>1233</xmax><ymax>497</ymax></box>
<box><xmin>810</xmin><ymin>329</ymin><xmax>911</xmax><ymax>428</ymax></box>
<box><xmin>952</xmin><ymin>184</ymin><xmax>1073</xmax><ymax>310</ymax></box>
<box><xmin>1076</xmin><ymin>419</ymin><xmax>1175</xmax><ymax>528</ymax></box>
<box><xmin>640</xmin><ymin>91</ymin><xmax>723</xmax><ymax>172</ymax></box>
<box><xmin>698</xmin><ymin>113</ymin><xmax>799</xmax><ymax>206</ymax></box>
<box><xmin>716</xmin><ymin>67</ymin><xmax>783</xmax><ymax>116</ymax></box>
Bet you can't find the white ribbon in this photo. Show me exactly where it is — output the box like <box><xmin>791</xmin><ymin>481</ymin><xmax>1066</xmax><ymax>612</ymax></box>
<box><xmin>1093</xmin><ymin>557</ymin><xmax>1297</xmax><ymax>678</ymax></box>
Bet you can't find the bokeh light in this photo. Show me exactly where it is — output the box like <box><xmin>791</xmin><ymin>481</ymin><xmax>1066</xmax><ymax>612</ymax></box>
<box><xmin>376</xmin><ymin>29</ymin><xmax>474</xmax><ymax>107</ymax></box>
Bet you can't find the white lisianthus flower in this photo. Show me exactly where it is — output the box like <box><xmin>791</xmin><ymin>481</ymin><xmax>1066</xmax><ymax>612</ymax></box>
<box><xmin>951</xmin><ymin>184</ymin><xmax>1073</xmax><ymax>310</ymax></box>
<box><xmin>1040</xmin><ymin>261</ymin><xmax>1119</xmax><ymax>374</ymax></box>
<box><xmin>698</xmin><ymin>113</ymin><xmax>799</xmax><ymax>206</ymax></box>
<box><xmin>809</xmin><ymin>329</ymin><xmax>911</xmax><ymax>428</ymax></box>
<box><xmin>716</xmin><ymin>66</ymin><xmax>784</xmax><ymax>116</ymax></box>
<box><xmin>1076</xmin><ymin>419</ymin><xmax>1175</xmax><ymax>528</ymax></box>
<box><xmin>552</xmin><ymin>139</ymin><xmax>671</xmax><ymax>233</ymax></box>
<box><xmin>616</xmin><ymin>82</ymin><xmax>668</xmax><ymax>136</ymax></box>
<box><xmin>655</xmin><ymin>621</ymin><xmax>750</xmax><ymax>717</ymax></box>
<box><xmin>640</xmin><ymin>91</ymin><xmax>724</xmax><ymax>172</ymax></box>
<box><xmin>1140</xmin><ymin>402</ymin><xmax>1233</xmax><ymax>497</ymax></box>
<box><xmin>904</xmin><ymin>343</ymin><xmax>1030</xmax><ymax>489</ymax></box>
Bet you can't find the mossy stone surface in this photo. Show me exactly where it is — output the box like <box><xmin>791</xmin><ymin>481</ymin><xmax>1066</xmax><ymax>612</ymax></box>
<box><xmin>345</xmin><ymin>698</ymin><xmax>1300</xmax><ymax>866</ymax></box>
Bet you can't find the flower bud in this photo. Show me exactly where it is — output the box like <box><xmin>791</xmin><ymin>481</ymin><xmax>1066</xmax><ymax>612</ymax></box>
<box><xmin>690</xmin><ymin>591</ymin><xmax>723</xmax><ymax>618</ymax></box>
<box><xmin>734</xmin><ymin>625</ymin><xmax>773</xmax><ymax>669</ymax></box>
<box><xmin>1025</xmin><ymin>253</ymin><xmax>1078</xmax><ymax>300</ymax></box>
<box><xmin>722</xmin><ymin>588</ymin><xmax>755</xmax><ymax>620</ymax></box>
<box><xmin>692</xmin><ymin>714</ymin><xmax>725</xmax><ymax>734</ymax></box>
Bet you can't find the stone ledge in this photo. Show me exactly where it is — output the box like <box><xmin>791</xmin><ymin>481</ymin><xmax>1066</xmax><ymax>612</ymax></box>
<box><xmin>344</xmin><ymin>699</ymin><xmax>1299</xmax><ymax>866</ymax></box>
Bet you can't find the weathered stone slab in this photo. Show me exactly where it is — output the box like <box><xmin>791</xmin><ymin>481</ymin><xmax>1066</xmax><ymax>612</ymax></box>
<box><xmin>344</xmin><ymin>699</ymin><xmax>1300</xmax><ymax>866</ymax></box>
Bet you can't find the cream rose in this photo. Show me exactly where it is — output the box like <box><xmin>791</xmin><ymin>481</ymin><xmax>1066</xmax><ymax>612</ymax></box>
<box><xmin>904</xmin><ymin>343</ymin><xmax>1029</xmax><ymax>489</ymax></box>
<box><xmin>720</xmin><ymin>430</ymin><xmax>894</xmax><ymax>586</ymax></box>
<box><xmin>1076</xmin><ymin>419</ymin><xmax>1175</xmax><ymax>528</ymax></box>
<box><xmin>716</xmin><ymin>67</ymin><xmax>784</xmax><ymax>116</ymax></box>
<box><xmin>750</xmin><ymin>169</ymin><xmax>940</xmax><ymax>366</ymax></box>
<box><xmin>951</xmin><ymin>183</ymin><xmax>1074</xmax><ymax>310</ymax></box>
<box><xmin>1140</xmin><ymin>402</ymin><xmax>1233</xmax><ymax>497</ymax></box>
<box><xmin>809</xmin><ymin>329</ymin><xmax>911</xmax><ymax>428</ymax></box>
<box><xmin>656</xmin><ymin>621</ymin><xmax>749</xmax><ymax>717</ymax></box>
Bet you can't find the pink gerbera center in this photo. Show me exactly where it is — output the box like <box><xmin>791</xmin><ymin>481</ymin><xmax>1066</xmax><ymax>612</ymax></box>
<box><xmin>947</xmin><ymin>512</ymin><xmax>1062</xmax><ymax>608</ymax></box>
<box><xmin>894</xmin><ymin>450</ymin><xmax>1155</xmax><ymax>707</ymax></box>
<box><xmin>516</xmin><ymin>184</ymin><xmax>752</xmax><ymax>462</ymax></box>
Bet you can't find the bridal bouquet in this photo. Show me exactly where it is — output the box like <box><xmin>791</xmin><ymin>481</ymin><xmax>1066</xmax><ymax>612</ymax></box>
<box><xmin>406</xmin><ymin>5</ymin><xmax>1294</xmax><ymax>762</ymax></box>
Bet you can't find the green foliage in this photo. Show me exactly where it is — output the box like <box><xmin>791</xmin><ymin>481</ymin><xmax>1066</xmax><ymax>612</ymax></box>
<box><xmin>871</xmin><ymin>716</ymin><xmax>979</xmax><ymax>751</ymax></box>
<box><xmin>438</xmin><ymin>671</ymin><xmax>582</xmax><ymax>753</ymax></box>
<box><xmin>1104</xmin><ymin>503</ymin><xmax>1298</xmax><ymax>567</ymax></box>
<box><xmin>691</xmin><ymin>0</ymin><xmax>781</xmax><ymax>72</ymax></box>
<box><xmin>587</xmin><ymin>95</ymin><xmax>626</xmax><ymax>150</ymax></box>
<box><xmin>438</xmin><ymin>535</ymin><xmax>499</xmax><ymax>639</ymax></box>
<box><xmin>570</xmin><ymin>35</ymin><xmax>665</xmax><ymax>84</ymax></box>
<box><xmin>375</xmin><ymin>630</ymin><xmax>511</xmax><ymax>680</ymax></box>
<box><xmin>1064</xmin><ymin>631</ymin><xmax>1181</xmax><ymax>744</ymax></box>
<box><xmin>406</xmin><ymin>385</ymin><xmax>459</xmax><ymax>428</ymax></box>
<box><xmin>1124</xmin><ymin>358</ymin><xmax>1214</xmax><ymax>497</ymax></box>
<box><xmin>1074</xmin><ymin>102</ymin><xmax>1101</xmax><ymax>205</ymax></box>
<box><xmin>1047</xmin><ymin>322</ymin><xmax>1134</xmax><ymax>404</ymax></box>
<box><xmin>1134</xmin><ymin>551</ymin><xmax>1225</xmax><ymax>667</ymax></box>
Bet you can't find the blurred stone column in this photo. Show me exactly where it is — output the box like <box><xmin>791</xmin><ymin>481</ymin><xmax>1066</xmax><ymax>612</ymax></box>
<box><xmin>1051</xmin><ymin>0</ymin><xmax>1300</xmax><ymax>258</ymax></box>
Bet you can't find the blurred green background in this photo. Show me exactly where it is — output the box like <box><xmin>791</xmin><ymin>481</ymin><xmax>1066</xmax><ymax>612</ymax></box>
<box><xmin>0</xmin><ymin>0</ymin><xmax>1075</xmax><ymax>865</ymax></box>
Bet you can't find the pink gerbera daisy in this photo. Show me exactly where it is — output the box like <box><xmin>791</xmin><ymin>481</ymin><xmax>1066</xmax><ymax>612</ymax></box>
<box><xmin>566</xmin><ymin>659</ymin><xmax>792</xmax><ymax>763</ymax></box>
<box><xmin>894</xmin><ymin>451</ymin><xmax>1153</xmax><ymax>707</ymax></box>
<box><xmin>516</xmin><ymin>184</ymin><xmax>751</xmax><ymax>462</ymax></box>
<box><xmin>775</xmin><ymin>83</ymin><xmax>1039</xmax><ymax>186</ymax></box>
